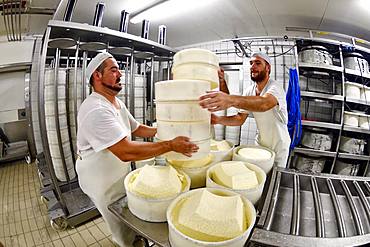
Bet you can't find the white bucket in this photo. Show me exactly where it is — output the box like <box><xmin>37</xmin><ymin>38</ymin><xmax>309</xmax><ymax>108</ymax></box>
<box><xmin>232</xmin><ymin>145</ymin><xmax>275</xmax><ymax>174</ymax></box>
<box><xmin>166</xmin><ymin>188</ymin><xmax>256</xmax><ymax>247</ymax></box>
<box><xmin>206</xmin><ymin>161</ymin><xmax>266</xmax><ymax>205</ymax></box>
<box><xmin>211</xmin><ymin>140</ymin><xmax>234</xmax><ymax>163</ymax></box>
<box><xmin>124</xmin><ymin>167</ymin><xmax>190</xmax><ymax>222</ymax></box>
<box><xmin>168</xmin><ymin>154</ymin><xmax>215</xmax><ymax>189</ymax></box>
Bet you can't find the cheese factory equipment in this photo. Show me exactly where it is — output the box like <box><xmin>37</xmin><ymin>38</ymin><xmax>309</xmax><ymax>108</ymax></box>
<box><xmin>31</xmin><ymin>19</ymin><xmax>175</xmax><ymax>230</ymax></box>
<box><xmin>343</xmin><ymin>52</ymin><xmax>370</xmax><ymax>76</ymax></box>
<box><xmin>249</xmin><ymin>167</ymin><xmax>370</xmax><ymax>247</ymax></box>
<box><xmin>298</xmin><ymin>45</ymin><xmax>333</xmax><ymax>66</ymax></box>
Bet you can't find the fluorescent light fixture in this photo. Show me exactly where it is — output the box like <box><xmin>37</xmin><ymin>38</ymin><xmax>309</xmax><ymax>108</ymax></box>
<box><xmin>359</xmin><ymin>0</ymin><xmax>370</xmax><ymax>10</ymax></box>
<box><xmin>130</xmin><ymin>0</ymin><xmax>216</xmax><ymax>24</ymax></box>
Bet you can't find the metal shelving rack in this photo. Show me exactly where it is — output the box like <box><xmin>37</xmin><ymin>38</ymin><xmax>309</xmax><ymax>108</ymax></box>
<box><xmin>34</xmin><ymin>20</ymin><xmax>175</xmax><ymax>229</ymax></box>
<box><xmin>287</xmin><ymin>37</ymin><xmax>370</xmax><ymax>177</ymax></box>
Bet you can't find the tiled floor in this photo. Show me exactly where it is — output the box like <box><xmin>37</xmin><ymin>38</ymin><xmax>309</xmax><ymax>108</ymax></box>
<box><xmin>0</xmin><ymin>160</ymin><xmax>116</xmax><ymax>247</ymax></box>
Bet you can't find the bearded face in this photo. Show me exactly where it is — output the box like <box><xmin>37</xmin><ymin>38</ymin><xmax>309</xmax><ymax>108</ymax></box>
<box><xmin>250</xmin><ymin>57</ymin><xmax>270</xmax><ymax>83</ymax></box>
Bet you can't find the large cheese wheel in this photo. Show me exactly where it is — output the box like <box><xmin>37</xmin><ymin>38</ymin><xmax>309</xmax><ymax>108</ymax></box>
<box><xmin>155</xmin><ymin>79</ymin><xmax>210</xmax><ymax>101</ymax></box>
<box><xmin>129</xmin><ymin>165</ymin><xmax>182</xmax><ymax>199</ymax></box>
<box><xmin>172</xmin><ymin>63</ymin><xmax>218</xmax><ymax>89</ymax></box>
<box><xmin>156</xmin><ymin>101</ymin><xmax>210</xmax><ymax>121</ymax></box>
<box><xmin>173</xmin><ymin>48</ymin><xmax>219</xmax><ymax>67</ymax></box>
<box><xmin>157</xmin><ymin>120</ymin><xmax>210</xmax><ymax>141</ymax></box>
<box><xmin>174</xmin><ymin>189</ymin><xmax>246</xmax><ymax>242</ymax></box>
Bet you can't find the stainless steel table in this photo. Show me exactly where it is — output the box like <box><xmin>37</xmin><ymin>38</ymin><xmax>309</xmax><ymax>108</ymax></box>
<box><xmin>108</xmin><ymin>196</ymin><xmax>171</xmax><ymax>247</ymax></box>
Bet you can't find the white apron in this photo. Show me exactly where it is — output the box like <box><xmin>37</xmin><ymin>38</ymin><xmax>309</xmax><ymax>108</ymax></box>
<box><xmin>76</xmin><ymin>109</ymin><xmax>135</xmax><ymax>247</ymax></box>
<box><xmin>253</xmin><ymin>109</ymin><xmax>291</xmax><ymax>168</ymax></box>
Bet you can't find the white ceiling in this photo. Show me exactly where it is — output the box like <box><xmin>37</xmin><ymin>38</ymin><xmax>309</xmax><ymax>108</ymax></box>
<box><xmin>1</xmin><ymin>0</ymin><xmax>370</xmax><ymax>47</ymax></box>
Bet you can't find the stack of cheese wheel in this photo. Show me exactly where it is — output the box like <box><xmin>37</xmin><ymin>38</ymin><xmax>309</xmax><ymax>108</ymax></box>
<box><xmin>233</xmin><ymin>145</ymin><xmax>275</xmax><ymax>174</ymax></box>
<box><xmin>172</xmin><ymin>48</ymin><xmax>220</xmax><ymax>89</ymax></box>
<box><xmin>166</xmin><ymin>188</ymin><xmax>256</xmax><ymax>247</ymax></box>
<box><xmin>124</xmin><ymin>165</ymin><xmax>190</xmax><ymax>222</ymax></box>
<box><xmin>44</xmin><ymin>68</ymin><xmax>76</xmax><ymax>182</ymax></box>
<box><xmin>211</xmin><ymin>139</ymin><xmax>234</xmax><ymax>163</ymax></box>
<box><xmin>155</xmin><ymin>48</ymin><xmax>220</xmax><ymax>161</ymax></box>
<box><xmin>167</xmin><ymin>154</ymin><xmax>214</xmax><ymax>189</ymax></box>
<box><xmin>206</xmin><ymin>161</ymin><xmax>266</xmax><ymax>205</ymax></box>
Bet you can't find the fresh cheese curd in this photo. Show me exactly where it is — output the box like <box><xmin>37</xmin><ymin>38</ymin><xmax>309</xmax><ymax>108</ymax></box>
<box><xmin>211</xmin><ymin>139</ymin><xmax>232</xmax><ymax>151</ymax></box>
<box><xmin>129</xmin><ymin>165</ymin><xmax>183</xmax><ymax>199</ymax></box>
<box><xmin>213</xmin><ymin>161</ymin><xmax>259</xmax><ymax>190</ymax></box>
<box><xmin>238</xmin><ymin>147</ymin><xmax>272</xmax><ymax>160</ymax></box>
<box><xmin>173</xmin><ymin>189</ymin><xmax>246</xmax><ymax>242</ymax></box>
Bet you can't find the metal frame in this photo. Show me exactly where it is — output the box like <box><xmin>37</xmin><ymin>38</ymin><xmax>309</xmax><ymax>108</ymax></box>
<box><xmin>33</xmin><ymin>20</ymin><xmax>176</xmax><ymax>228</ymax></box>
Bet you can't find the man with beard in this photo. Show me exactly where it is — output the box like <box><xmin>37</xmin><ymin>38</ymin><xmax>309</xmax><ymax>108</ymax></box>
<box><xmin>199</xmin><ymin>52</ymin><xmax>290</xmax><ymax>168</ymax></box>
<box><xmin>76</xmin><ymin>52</ymin><xmax>198</xmax><ymax>246</ymax></box>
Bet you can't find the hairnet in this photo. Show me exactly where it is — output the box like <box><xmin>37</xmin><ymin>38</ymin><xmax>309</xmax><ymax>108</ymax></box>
<box><xmin>251</xmin><ymin>52</ymin><xmax>271</xmax><ymax>65</ymax></box>
<box><xmin>86</xmin><ymin>52</ymin><xmax>113</xmax><ymax>81</ymax></box>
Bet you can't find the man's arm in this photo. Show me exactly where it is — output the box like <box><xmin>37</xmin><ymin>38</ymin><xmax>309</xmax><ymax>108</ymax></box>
<box><xmin>212</xmin><ymin>112</ymin><xmax>248</xmax><ymax>126</ymax></box>
<box><xmin>108</xmin><ymin>136</ymin><xmax>198</xmax><ymax>162</ymax></box>
<box><xmin>132</xmin><ymin>124</ymin><xmax>156</xmax><ymax>138</ymax></box>
<box><xmin>199</xmin><ymin>91</ymin><xmax>278</xmax><ymax>112</ymax></box>
<box><xmin>218</xmin><ymin>67</ymin><xmax>230</xmax><ymax>94</ymax></box>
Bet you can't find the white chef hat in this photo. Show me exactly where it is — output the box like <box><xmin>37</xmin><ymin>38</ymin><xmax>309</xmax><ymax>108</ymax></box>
<box><xmin>251</xmin><ymin>52</ymin><xmax>271</xmax><ymax>65</ymax></box>
<box><xmin>86</xmin><ymin>52</ymin><xmax>113</xmax><ymax>82</ymax></box>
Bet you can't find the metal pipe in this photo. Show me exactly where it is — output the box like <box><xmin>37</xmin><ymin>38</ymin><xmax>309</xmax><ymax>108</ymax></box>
<box><xmin>311</xmin><ymin>177</ymin><xmax>325</xmax><ymax>237</ymax></box>
<box><xmin>364</xmin><ymin>181</ymin><xmax>370</xmax><ymax>194</ymax></box>
<box><xmin>265</xmin><ymin>172</ymin><xmax>282</xmax><ymax>230</ymax></box>
<box><xmin>73</xmin><ymin>41</ymin><xmax>79</xmax><ymax>131</ymax></box>
<box><xmin>82</xmin><ymin>51</ymin><xmax>87</xmax><ymax>100</ymax></box>
<box><xmin>326</xmin><ymin>178</ymin><xmax>346</xmax><ymax>237</ymax></box>
<box><xmin>290</xmin><ymin>174</ymin><xmax>300</xmax><ymax>235</ymax></box>
<box><xmin>166</xmin><ymin>60</ymin><xmax>171</xmax><ymax>80</ymax></box>
<box><xmin>142</xmin><ymin>60</ymin><xmax>147</xmax><ymax>124</ymax></box>
<box><xmin>150</xmin><ymin>56</ymin><xmax>155</xmax><ymax>124</ymax></box>
<box><xmin>54</xmin><ymin>48</ymin><xmax>71</xmax><ymax>183</ymax></box>
<box><xmin>125</xmin><ymin>57</ymin><xmax>129</xmax><ymax>107</ymax></box>
<box><xmin>130</xmin><ymin>51</ymin><xmax>135</xmax><ymax>117</ymax></box>
<box><xmin>353</xmin><ymin>181</ymin><xmax>370</xmax><ymax>221</ymax></box>
<box><xmin>340</xmin><ymin>180</ymin><xmax>364</xmax><ymax>235</ymax></box>
<box><xmin>38</xmin><ymin>27</ymin><xmax>69</xmax><ymax>215</ymax></box>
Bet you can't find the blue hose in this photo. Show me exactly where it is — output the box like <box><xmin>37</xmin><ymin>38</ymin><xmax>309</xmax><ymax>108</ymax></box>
<box><xmin>286</xmin><ymin>68</ymin><xmax>302</xmax><ymax>150</ymax></box>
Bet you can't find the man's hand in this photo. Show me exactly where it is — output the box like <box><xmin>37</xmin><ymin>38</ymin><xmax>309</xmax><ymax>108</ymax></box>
<box><xmin>199</xmin><ymin>91</ymin><xmax>233</xmax><ymax>112</ymax></box>
<box><xmin>170</xmin><ymin>136</ymin><xmax>199</xmax><ymax>157</ymax></box>
<box><xmin>211</xmin><ymin>113</ymin><xmax>221</xmax><ymax>125</ymax></box>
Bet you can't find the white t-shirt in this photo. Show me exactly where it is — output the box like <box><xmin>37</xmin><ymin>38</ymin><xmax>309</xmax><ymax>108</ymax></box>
<box><xmin>77</xmin><ymin>92</ymin><xmax>140</xmax><ymax>153</ymax></box>
<box><xmin>240</xmin><ymin>78</ymin><xmax>288</xmax><ymax>124</ymax></box>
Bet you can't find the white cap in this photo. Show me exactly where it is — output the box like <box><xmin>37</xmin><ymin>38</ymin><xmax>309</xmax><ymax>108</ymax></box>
<box><xmin>251</xmin><ymin>52</ymin><xmax>271</xmax><ymax>65</ymax></box>
<box><xmin>86</xmin><ymin>52</ymin><xmax>113</xmax><ymax>82</ymax></box>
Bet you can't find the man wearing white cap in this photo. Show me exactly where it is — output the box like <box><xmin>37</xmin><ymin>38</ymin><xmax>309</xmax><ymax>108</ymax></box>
<box><xmin>76</xmin><ymin>52</ymin><xmax>198</xmax><ymax>246</ymax></box>
<box><xmin>199</xmin><ymin>52</ymin><xmax>290</xmax><ymax>169</ymax></box>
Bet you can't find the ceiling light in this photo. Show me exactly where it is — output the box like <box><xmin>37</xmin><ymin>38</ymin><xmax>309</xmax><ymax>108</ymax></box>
<box><xmin>130</xmin><ymin>0</ymin><xmax>216</xmax><ymax>24</ymax></box>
